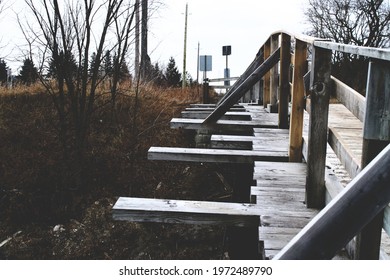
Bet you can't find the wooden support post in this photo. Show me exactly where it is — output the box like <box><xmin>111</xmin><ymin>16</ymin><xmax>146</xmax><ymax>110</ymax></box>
<box><xmin>305</xmin><ymin>46</ymin><xmax>332</xmax><ymax>209</ymax></box>
<box><xmin>269</xmin><ymin>34</ymin><xmax>279</xmax><ymax>113</ymax></box>
<box><xmin>263</xmin><ymin>42</ymin><xmax>271</xmax><ymax>108</ymax></box>
<box><xmin>203</xmin><ymin>79</ymin><xmax>209</xmax><ymax>104</ymax></box>
<box><xmin>278</xmin><ymin>33</ymin><xmax>291</xmax><ymax>129</ymax></box>
<box><xmin>355</xmin><ymin>59</ymin><xmax>390</xmax><ymax>260</ymax></box>
<box><xmin>226</xmin><ymin>163</ymin><xmax>261</xmax><ymax>259</ymax></box>
<box><xmin>289</xmin><ymin>40</ymin><xmax>307</xmax><ymax>162</ymax></box>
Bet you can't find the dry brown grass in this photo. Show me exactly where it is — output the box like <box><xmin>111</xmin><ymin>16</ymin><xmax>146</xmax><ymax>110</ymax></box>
<box><xmin>0</xmin><ymin>82</ymin><xmax>228</xmax><ymax>260</ymax></box>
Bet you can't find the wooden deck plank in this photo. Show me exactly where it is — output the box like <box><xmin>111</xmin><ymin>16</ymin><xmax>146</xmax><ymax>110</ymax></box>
<box><xmin>113</xmin><ymin>197</ymin><xmax>261</xmax><ymax>227</ymax></box>
<box><xmin>170</xmin><ymin>118</ymin><xmax>278</xmax><ymax>131</ymax></box>
<box><xmin>181</xmin><ymin>111</ymin><xmax>252</xmax><ymax>120</ymax></box>
<box><xmin>252</xmin><ymin>161</ymin><xmax>320</xmax><ymax>259</ymax></box>
<box><xmin>148</xmin><ymin>147</ymin><xmax>289</xmax><ymax>163</ymax></box>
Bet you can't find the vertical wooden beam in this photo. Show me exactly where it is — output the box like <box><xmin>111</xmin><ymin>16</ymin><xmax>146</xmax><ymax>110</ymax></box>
<box><xmin>263</xmin><ymin>41</ymin><xmax>271</xmax><ymax>108</ymax></box>
<box><xmin>305</xmin><ymin>46</ymin><xmax>332</xmax><ymax>209</ymax></box>
<box><xmin>289</xmin><ymin>40</ymin><xmax>307</xmax><ymax>162</ymax></box>
<box><xmin>355</xmin><ymin>59</ymin><xmax>390</xmax><ymax>259</ymax></box>
<box><xmin>269</xmin><ymin>34</ymin><xmax>279</xmax><ymax>112</ymax></box>
<box><xmin>227</xmin><ymin>163</ymin><xmax>261</xmax><ymax>259</ymax></box>
<box><xmin>278</xmin><ymin>33</ymin><xmax>291</xmax><ymax>128</ymax></box>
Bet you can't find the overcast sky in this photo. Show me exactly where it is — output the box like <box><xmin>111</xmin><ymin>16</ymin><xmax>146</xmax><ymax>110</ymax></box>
<box><xmin>150</xmin><ymin>0</ymin><xmax>309</xmax><ymax>82</ymax></box>
<box><xmin>1</xmin><ymin>0</ymin><xmax>309</xmax><ymax>81</ymax></box>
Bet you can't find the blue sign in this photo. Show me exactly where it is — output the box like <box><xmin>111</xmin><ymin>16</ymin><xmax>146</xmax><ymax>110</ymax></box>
<box><xmin>200</xmin><ymin>55</ymin><xmax>212</xmax><ymax>71</ymax></box>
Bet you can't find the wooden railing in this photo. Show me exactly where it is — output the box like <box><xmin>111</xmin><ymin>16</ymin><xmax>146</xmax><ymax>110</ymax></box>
<box><xmin>204</xmin><ymin>30</ymin><xmax>390</xmax><ymax>259</ymax></box>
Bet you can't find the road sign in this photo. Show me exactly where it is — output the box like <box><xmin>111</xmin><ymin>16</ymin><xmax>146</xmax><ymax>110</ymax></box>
<box><xmin>200</xmin><ymin>55</ymin><xmax>212</xmax><ymax>72</ymax></box>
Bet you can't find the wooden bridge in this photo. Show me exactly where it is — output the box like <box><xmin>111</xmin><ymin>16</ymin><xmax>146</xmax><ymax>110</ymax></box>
<box><xmin>113</xmin><ymin>31</ymin><xmax>390</xmax><ymax>260</ymax></box>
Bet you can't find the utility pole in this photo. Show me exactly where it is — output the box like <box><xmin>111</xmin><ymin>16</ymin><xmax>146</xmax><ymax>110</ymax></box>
<box><xmin>196</xmin><ymin>41</ymin><xmax>200</xmax><ymax>85</ymax></box>
<box><xmin>182</xmin><ymin>3</ymin><xmax>188</xmax><ymax>89</ymax></box>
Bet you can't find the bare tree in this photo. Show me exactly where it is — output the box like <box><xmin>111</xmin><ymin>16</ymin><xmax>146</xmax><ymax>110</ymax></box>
<box><xmin>23</xmin><ymin>0</ymin><xmax>138</xmax><ymax>189</ymax></box>
<box><xmin>110</xmin><ymin>2</ymin><xmax>137</xmax><ymax>119</ymax></box>
<box><xmin>306</xmin><ymin>0</ymin><xmax>390</xmax><ymax>47</ymax></box>
<box><xmin>134</xmin><ymin>0</ymin><xmax>140</xmax><ymax>81</ymax></box>
<box><xmin>304</xmin><ymin>0</ymin><xmax>390</xmax><ymax>90</ymax></box>
<box><xmin>140</xmin><ymin>0</ymin><xmax>152</xmax><ymax>80</ymax></box>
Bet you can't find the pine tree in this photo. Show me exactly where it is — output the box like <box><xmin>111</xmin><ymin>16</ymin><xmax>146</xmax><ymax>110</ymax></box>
<box><xmin>151</xmin><ymin>62</ymin><xmax>165</xmax><ymax>86</ymax></box>
<box><xmin>103</xmin><ymin>50</ymin><xmax>113</xmax><ymax>77</ymax></box>
<box><xmin>19</xmin><ymin>58</ymin><xmax>38</xmax><ymax>85</ymax></box>
<box><xmin>0</xmin><ymin>59</ymin><xmax>8</xmax><ymax>85</ymax></box>
<box><xmin>164</xmin><ymin>57</ymin><xmax>181</xmax><ymax>87</ymax></box>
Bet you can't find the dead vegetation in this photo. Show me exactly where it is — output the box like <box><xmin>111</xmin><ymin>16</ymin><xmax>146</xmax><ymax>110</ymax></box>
<box><xmin>0</xmin><ymin>83</ymin><xmax>231</xmax><ymax>259</ymax></box>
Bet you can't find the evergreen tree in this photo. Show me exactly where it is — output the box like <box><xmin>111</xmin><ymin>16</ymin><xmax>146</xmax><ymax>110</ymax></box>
<box><xmin>19</xmin><ymin>58</ymin><xmax>38</xmax><ymax>85</ymax></box>
<box><xmin>0</xmin><ymin>59</ymin><xmax>7</xmax><ymax>85</ymax></box>
<box><xmin>47</xmin><ymin>51</ymin><xmax>78</xmax><ymax>79</ymax></box>
<box><xmin>151</xmin><ymin>62</ymin><xmax>165</xmax><ymax>86</ymax></box>
<box><xmin>103</xmin><ymin>50</ymin><xmax>113</xmax><ymax>77</ymax></box>
<box><xmin>164</xmin><ymin>57</ymin><xmax>181</xmax><ymax>87</ymax></box>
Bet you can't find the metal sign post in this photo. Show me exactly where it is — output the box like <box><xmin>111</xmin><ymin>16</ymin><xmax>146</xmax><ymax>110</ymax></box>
<box><xmin>200</xmin><ymin>55</ymin><xmax>212</xmax><ymax>103</ymax></box>
<box><xmin>223</xmin><ymin>45</ymin><xmax>231</xmax><ymax>86</ymax></box>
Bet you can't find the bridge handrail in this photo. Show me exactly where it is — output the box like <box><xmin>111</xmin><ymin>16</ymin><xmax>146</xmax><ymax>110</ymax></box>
<box><xmin>202</xmin><ymin>29</ymin><xmax>389</xmax><ymax>259</ymax></box>
<box><xmin>273</xmin><ymin>144</ymin><xmax>390</xmax><ymax>259</ymax></box>
<box><xmin>273</xmin><ymin>30</ymin><xmax>390</xmax><ymax>61</ymax></box>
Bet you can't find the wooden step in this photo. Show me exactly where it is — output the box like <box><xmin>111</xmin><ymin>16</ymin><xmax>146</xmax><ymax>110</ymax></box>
<box><xmin>148</xmin><ymin>147</ymin><xmax>289</xmax><ymax>163</ymax></box>
<box><xmin>210</xmin><ymin>135</ymin><xmax>255</xmax><ymax>150</ymax></box>
<box><xmin>181</xmin><ymin>111</ymin><xmax>251</xmax><ymax>120</ymax></box>
<box><xmin>170</xmin><ymin>118</ymin><xmax>278</xmax><ymax>131</ymax></box>
<box><xmin>113</xmin><ymin>197</ymin><xmax>261</xmax><ymax>227</ymax></box>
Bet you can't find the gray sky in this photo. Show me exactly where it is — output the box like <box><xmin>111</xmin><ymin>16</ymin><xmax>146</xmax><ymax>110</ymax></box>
<box><xmin>1</xmin><ymin>0</ymin><xmax>309</xmax><ymax>81</ymax></box>
<box><xmin>149</xmin><ymin>0</ymin><xmax>308</xmax><ymax>82</ymax></box>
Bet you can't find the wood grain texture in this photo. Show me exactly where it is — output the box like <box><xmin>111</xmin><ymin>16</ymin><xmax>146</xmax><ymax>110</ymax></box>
<box><xmin>113</xmin><ymin>197</ymin><xmax>261</xmax><ymax>227</ymax></box>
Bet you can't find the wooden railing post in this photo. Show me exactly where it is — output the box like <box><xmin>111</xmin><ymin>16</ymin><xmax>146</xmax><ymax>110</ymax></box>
<box><xmin>269</xmin><ymin>34</ymin><xmax>279</xmax><ymax>113</ymax></box>
<box><xmin>278</xmin><ymin>33</ymin><xmax>291</xmax><ymax>129</ymax></box>
<box><xmin>289</xmin><ymin>40</ymin><xmax>307</xmax><ymax>162</ymax></box>
<box><xmin>263</xmin><ymin>41</ymin><xmax>271</xmax><ymax>108</ymax></box>
<box><xmin>305</xmin><ymin>46</ymin><xmax>332</xmax><ymax>209</ymax></box>
<box><xmin>355</xmin><ymin>59</ymin><xmax>390</xmax><ymax>259</ymax></box>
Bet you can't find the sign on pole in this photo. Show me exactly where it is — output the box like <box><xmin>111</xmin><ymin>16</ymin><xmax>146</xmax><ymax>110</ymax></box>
<box><xmin>199</xmin><ymin>55</ymin><xmax>212</xmax><ymax>72</ymax></box>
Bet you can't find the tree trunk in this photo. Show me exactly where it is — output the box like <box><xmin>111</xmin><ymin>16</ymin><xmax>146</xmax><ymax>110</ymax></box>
<box><xmin>140</xmin><ymin>0</ymin><xmax>151</xmax><ymax>80</ymax></box>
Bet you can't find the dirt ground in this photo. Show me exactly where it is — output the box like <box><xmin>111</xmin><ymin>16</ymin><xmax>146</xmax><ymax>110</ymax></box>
<box><xmin>0</xmin><ymin>86</ymin><xmax>233</xmax><ymax>260</ymax></box>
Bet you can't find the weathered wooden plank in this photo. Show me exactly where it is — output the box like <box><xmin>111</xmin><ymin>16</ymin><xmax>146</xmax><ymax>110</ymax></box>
<box><xmin>274</xmin><ymin>144</ymin><xmax>390</xmax><ymax>260</ymax></box>
<box><xmin>332</xmin><ymin>76</ymin><xmax>366</xmax><ymax>122</ymax></box>
<box><xmin>305</xmin><ymin>46</ymin><xmax>332</xmax><ymax>209</ymax></box>
<box><xmin>170</xmin><ymin>118</ymin><xmax>277</xmax><ymax>131</ymax></box>
<box><xmin>279</xmin><ymin>33</ymin><xmax>291</xmax><ymax>128</ymax></box>
<box><xmin>356</xmin><ymin>59</ymin><xmax>390</xmax><ymax>260</ymax></box>
<box><xmin>269</xmin><ymin>34</ymin><xmax>279</xmax><ymax>112</ymax></box>
<box><xmin>181</xmin><ymin>111</ymin><xmax>251</xmax><ymax>120</ymax></box>
<box><xmin>210</xmin><ymin>135</ymin><xmax>254</xmax><ymax>150</ymax></box>
<box><xmin>113</xmin><ymin>197</ymin><xmax>260</xmax><ymax>227</ymax></box>
<box><xmin>289</xmin><ymin>39</ymin><xmax>308</xmax><ymax>162</ymax></box>
<box><xmin>363</xmin><ymin>59</ymin><xmax>390</xmax><ymax>141</ymax></box>
<box><xmin>254</xmin><ymin>161</ymin><xmax>307</xmax><ymax>173</ymax></box>
<box><xmin>253</xmin><ymin>128</ymin><xmax>289</xmax><ymax>134</ymax></box>
<box><xmin>313</xmin><ymin>41</ymin><xmax>390</xmax><ymax>62</ymax></box>
<box><xmin>189</xmin><ymin>104</ymin><xmax>244</xmax><ymax>108</ymax></box>
<box><xmin>148</xmin><ymin>147</ymin><xmax>289</xmax><ymax>163</ymax></box>
<box><xmin>184</xmin><ymin>107</ymin><xmax>246</xmax><ymax>112</ymax></box>
<box><xmin>260</xmin><ymin>214</ymin><xmax>314</xmax><ymax>229</ymax></box>
<box><xmin>384</xmin><ymin>206</ymin><xmax>390</xmax><ymax>236</ymax></box>
<box><xmin>210</xmin><ymin>135</ymin><xmax>257</xmax><ymax>142</ymax></box>
<box><xmin>263</xmin><ymin>40</ymin><xmax>271</xmax><ymax>108</ymax></box>
<box><xmin>328</xmin><ymin>127</ymin><xmax>361</xmax><ymax>179</ymax></box>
